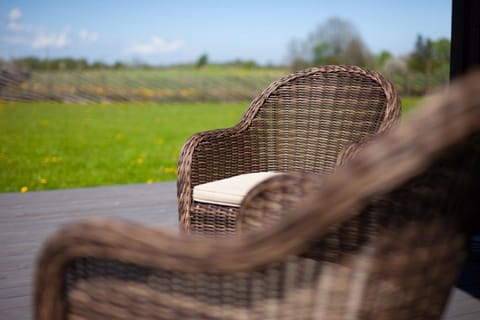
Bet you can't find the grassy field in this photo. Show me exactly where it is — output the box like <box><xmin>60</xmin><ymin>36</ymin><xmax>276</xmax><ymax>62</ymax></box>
<box><xmin>0</xmin><ymin>97</ymin><xmax>421</xmax><ymax>193</ymax></box>
<box><xmin>0</xmin><ymin>101</ymin><xmax>247</xmax><ymax>192</ymax></box>
<box><xmin>401</xmin><ymin>96</ymin><xmax>424</xmax><ymax>114</ymax></box>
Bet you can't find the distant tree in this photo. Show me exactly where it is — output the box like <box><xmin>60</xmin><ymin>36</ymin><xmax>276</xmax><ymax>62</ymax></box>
<box><xmin>77</xmin><ymin>58</ymin><xmax>88</xmax><ymax>70</ymax></box>
<box><xmin>408</xmin><ymin>35</ymin><xmax>450</xmax><ymax>73</ymax></box>
<box><xmin>290</xmin><ymin>57</ymin><xmax>310</xmax><ymax>71</ymax></box>
<box><xmin>91</xmin><ymin>60</ymin><xmax>108</xmax><ymax>69</ymax></box>
<box><xmin>405</xmin><ymin>34</ymin><xmax>451</xmax><ymax>94</ymax></box>
<box><xmin>313</xmin><ymin>43</ymin><xmax>338</xmax><ymax>65</ymax></box>
<box><xmin>14</xmin><ymin>56</ymin><xmax>43</xmax><ymax>70</ymax></box>
<box><xmin>432</xmin><ymin>38</ymin><xmax>450</xmax><ymax>61</ymax></box>
<box><xmin>113</xmin><ymin>61</ymin><xmax>126</xmax><ymax>69</ymax></box>
<box><xmin>381</xmin><ymin>57</ymin><xmax>411</xmax><ymax>95</ymax></box>
<box><xmin>288</xmin><ymin>17</ymin><xmax>370</xmax><ymax>69</ymax></box>
<box><xmin>408</xmin><ymin>34</ymin><xmax>450</xmax><ymax>80</ymax></box>
<box><xmin>382</xmin><ymin>57</ymin><xmax>408</xmax><ymax>75</ymax></box>
<box><xmin>372</xmin><ymin>50</ymin><xmax>393</xmax><ymax>70</ymax></box>
<box><xmin>431</xmin><ymin>37</ymin><xmax>450</xmax><ymax>72</ymax></box>
<box><xmin>242</xmin><ymin>59</ymin><xmax>258</xmax><ymax>69</ymax></box>
<box><xmin>311</xmin><ymin>18</ymin><xmax>361</xmax><ymax>57</ymax></box>
<box><xmin>54</xmin><ymin>58</ymin><xmax>80</xmax><ymax>70</ymax></box>
<box><xmin>431</xmin><ymin>38</ymin><xmax>451</xmax><ymax>84</ymax></box>
<box><xmin>11</xmin><ymin>56</ymin><xmax>97</xmax><ymax>71</ymax></box>
<box><xmin>228</xmin><ymin>59</ymin><xmax>259</xmax><ymax>69</ymax></box>
<box><xmin>196</xmin><ymin>54</ymin><xmax>208</xmax><ymax>68</ymax></box>
<box><xmin>343</xmin><ymin>38</ymin><xmax>370</xmax><ymax>66</ymax></box>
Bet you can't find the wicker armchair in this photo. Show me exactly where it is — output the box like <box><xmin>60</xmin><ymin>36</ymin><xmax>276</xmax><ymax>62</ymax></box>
<box><xmin>36</xmin><ymin>70</ymin><xmax>480</xmax><ymax>320</ymax></box>
<box><xmin>178</xmin><ymin>65</ymin><xmax>401</xmax><ymax>234</ymax></box>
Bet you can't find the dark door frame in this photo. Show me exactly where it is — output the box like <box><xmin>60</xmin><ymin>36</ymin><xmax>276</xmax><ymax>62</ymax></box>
<box><xmin>451</xmin><ymin>0</ymin><xmax>480</xmax><ymax>297</ymax></box>
<box><xmin>450</xmin><ymin>0</ymin><xmax>480</xmax><ymax>79</ymax></box>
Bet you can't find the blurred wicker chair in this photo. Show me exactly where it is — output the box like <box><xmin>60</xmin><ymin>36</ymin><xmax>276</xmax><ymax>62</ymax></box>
<box><xmin>177</xmin><ymin>65</ymin><xmax>401</xmax><ymax>235</ymax></box>
<box><xmin>36</xmin><ymin>70</ymin><xmax>480</xmax><ymax>320</ymax></box>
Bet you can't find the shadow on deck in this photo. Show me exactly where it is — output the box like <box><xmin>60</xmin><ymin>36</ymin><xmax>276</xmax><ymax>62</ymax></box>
<box><xmin>0</xmin><ymin>182</ymin><xmax>479</xmax><ymax>319</ymax></box>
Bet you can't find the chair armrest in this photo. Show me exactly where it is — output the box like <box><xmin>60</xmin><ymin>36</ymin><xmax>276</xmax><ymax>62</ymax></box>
<box><xmin>177</xmin><ymin>127</ymin><xmax>255</xmax><ymax>226</ymax></box>
<box><xmin>35</xmin><ymin>217</ymin><xmax>331</xmax><ymax>319</ymax></box>
<box><xmin>237</xmin><ymin>173</ymin><xmax>326</xmax><ymax>232</ymax></box>
<box><xmin>236</xmin><ymin>135</ymin><xmax>381</xmax><ymax>233</ymax></box>
<box><xmin>35</xmin><ymin>217</ymin><xmax>465</xmax><ymax>320</ymax></box>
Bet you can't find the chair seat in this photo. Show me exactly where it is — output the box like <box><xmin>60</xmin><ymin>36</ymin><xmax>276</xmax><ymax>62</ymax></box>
<box><xmin>192</xmin><ymin>172</ymin><xmax>281</xmax><ymax>207</ymax></box>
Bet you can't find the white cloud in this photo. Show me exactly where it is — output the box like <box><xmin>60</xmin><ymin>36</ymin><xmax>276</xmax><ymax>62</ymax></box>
<box><xmin>79</xmin><ymin>28</ymin><xmax>98</xmax><ymax>43</ymax></box>
<box><xmin>9</xmin><ymin>8</ymin><xmax>22</xmax><ymax>21</ymax></box>
<box><xmin>32</xmin><ymin>28</ymin><xmax>70</xmax><ymax>49</ymax></box>
<box><xmin>8</xmin><ymin>8</ymin><xmax>23</xmax><ymax>31</ymax></box>
<box><xmin>127</xmin><ymin>36</ymin><xmax>184</xmax><ymax>55</ymax></box>
<box><xmin>4</xmin><ymin>8</ymin><xmax>86</xmax><ymax>49</ymax></box>
<box><xmin>7</xmin><ymin>8</ymin><xmax>45</xmax><ymax>32</ymax></box>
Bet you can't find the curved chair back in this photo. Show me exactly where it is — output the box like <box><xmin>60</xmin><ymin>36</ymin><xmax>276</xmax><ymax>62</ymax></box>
<box><xmin>177</xmin><ymin>66</ymin><xmax>401</xmax><ymax>234</ymax></box>
<box><xmin>240</xmin><ymin>65</ymin><xmax>400</xmax><ymax>173</ymax></box>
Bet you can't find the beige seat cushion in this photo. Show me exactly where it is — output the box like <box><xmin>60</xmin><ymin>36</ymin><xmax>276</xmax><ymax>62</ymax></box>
<box><xmin>193</xmin><ymin>172</ymin><xmax>281</xmax><ymax>207</ymax></box>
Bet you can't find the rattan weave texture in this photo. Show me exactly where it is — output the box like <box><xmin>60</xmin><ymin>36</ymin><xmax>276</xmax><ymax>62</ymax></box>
<box><xmin>35</xmin><ymin>70</ymin><xmax>480</xmax><ymax>320</ymax></box>
<box><xmin>177</xmin><ymin>65</ymin><xmax>401</xmax><ymax>235</ymax></box>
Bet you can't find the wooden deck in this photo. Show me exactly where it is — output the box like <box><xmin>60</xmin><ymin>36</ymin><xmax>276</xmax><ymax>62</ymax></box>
<box><xmin>1</xmin><ymin>182</ymin><xmax>479</xmax><ymax>319</ymax></box>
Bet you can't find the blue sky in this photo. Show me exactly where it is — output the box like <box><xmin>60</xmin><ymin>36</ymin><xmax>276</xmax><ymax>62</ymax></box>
<box><xmin>0</xmin><ymin>0</ymin><xmax>452</xmax><ymax>66</ymax></box>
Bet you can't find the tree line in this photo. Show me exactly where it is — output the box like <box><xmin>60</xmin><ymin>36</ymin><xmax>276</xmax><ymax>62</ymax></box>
<box><xmin>1</xmin><ymin>17</ymin><xmax>450</xmax><ymax>96</ymax></box>
<box><xmin>288</xmin><ymin>17</ymin><xmax>450</xmax><ymax>95</ymax></box>
<box><xmin>1</xmin><ymin>55</ymin><xmax>268</xmax><ymax>71</ymax></box>
<box><xmin>1</xmin><ymin>57</ymin><xmax>127</xmax><ymax>71</ymax></box>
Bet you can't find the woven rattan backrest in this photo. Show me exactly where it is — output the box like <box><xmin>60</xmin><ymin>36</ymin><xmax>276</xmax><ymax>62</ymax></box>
<box><xmin>265</xmin><ymin>71</ymin><xmax>480</xmax><ymax>260</ymax></box>
<box><xmin>241</xmin><ymin>65</ymin><xmax>400</xmax><ymax>174</ymax></box>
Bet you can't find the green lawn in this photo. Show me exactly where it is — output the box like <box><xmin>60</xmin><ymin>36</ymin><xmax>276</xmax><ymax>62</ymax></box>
<box><xmin>0</xmin><ymin>97</ymin><xmax>423</xmax><ymax>193</ymax></box>
<box><xmin>0</xmin><ymin>102</ymin><xmax>246</xmax><ymax>192</ymax></box>
<box><xmin>401</xmin><ymin>96</ymin><xmax>422</xmax><ymax>114</ymax></box>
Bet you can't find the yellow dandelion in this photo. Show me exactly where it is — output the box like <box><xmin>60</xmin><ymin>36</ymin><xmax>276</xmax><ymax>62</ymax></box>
<box><xmin>44</xmin><ymin>156</ymin><xmax>61</xmax><ymax>164</ymax></box>
<box><xmin>41</xmin><ymin>119</ymin><xmax>49</xmax><ymax>126</ymax></box>
<box><xmin>40</xmin><ymin>178</ymin><xmax>47</xmax><ymax>184</ymax></box>
<box><xmin>142</xmin><ymin>88</ymin><xmax>154</xmax><ymax>97</ymax></box>
<box><xmin>163</xmin><ymin>167</ymin><xmax>177</xmax><ymax>174</ymax></box>
<box><xmin>137</xmin><ymin>158</ymin><xmax>144</xmax><ymax>164</ymax></box>
<box><xmin>20</xmin><ymin>186</ymin><xmax>28</xmax><ymax>193</ymax></box>
<box><xmin>146</xmin><ymin>179</ymin><xmax>153</xmax><ymax>184</ymax></box>
<box><xmin>115</xmin><ymin>132</ymin><xmax>123</xmax><ymax>140</ymax></box>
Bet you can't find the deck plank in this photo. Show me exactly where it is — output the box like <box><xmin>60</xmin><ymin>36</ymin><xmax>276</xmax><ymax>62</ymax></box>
<box><xmin>0</xmin><ymin>182</ymin><xmax>177</xmax><ymax>319</ymax></box>
<box><xmin>0</xmin><ymin>182</ymin><xmax>478</xmax><ymax>320</ymax></box>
